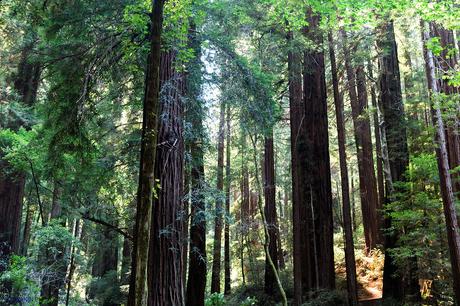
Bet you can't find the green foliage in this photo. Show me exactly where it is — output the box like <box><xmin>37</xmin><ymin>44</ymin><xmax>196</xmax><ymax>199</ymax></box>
<box><xmin>301</xmin><ymin>290</ymin><xmax>347</xmax><ymax>306</ymax></box>
<box><xmin>386</xmin><ymin>154</ymin><xmax>454</xmax><ymax>302</ymax></box>
<box><xmin>88</xmin><ymin>270</ymin><xmax>124</xmax><ymax>305</ymax></box>
<box><xmin>240</xmin><ymin>296</ymin><xmax>258</xmax><ymax>306</ymax></box>
<box><xmin>0</xmin><ymin>255</ymin><xmax>40</xmax><ymax>306</ymax></box>
<box><xmin>205</xmin><ymin>292</ymin><xmax>226</xmax><ymax>306</ymax></box>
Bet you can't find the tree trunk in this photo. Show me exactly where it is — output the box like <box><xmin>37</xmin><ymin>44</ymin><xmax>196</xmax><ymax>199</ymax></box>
<box><xmin>264</xmin><ymin>133</ymin><xmax>279</xmax><ymax>295</ymax></box>
<box><xmin>224</xmin><ymin>105</ymin><xmax>232</xmax><ymax>295</ymax></box>
<box><xmin>20</xmin><ymin>201</ymin><xmax>35</xmax><ymax>255</ymax></box>
<box><xmin>0</xmin><ymin>39</ymin><xmax>40</xmax><ymax>262</ymax></box>
<box><xmin>328</xmin><ymin>32</ymin><xmax>359</xmax><ymax>306</ymax></box>
<box><xmin>430</xmin><ymin>23</ymin><xmax>460</xmax><ymax>207</ymax></box>
<box><xmin>0</xmin><ymin>169</ymin><xmax>25</xmax><ymax>259</ymax></box>
<box><xmin>288</xmin><ymin>30</ymin><xmax>309</xmax><ymax>305</ymax></box>
<box><xmin>148</xmin><ymin>50</ymin><xmax>185</xmax><ymax>306</ymax></box>
<box><xmin>128</xmin><ymin>1</ymin><xmax>165</xmax><ymax>305</ymax></box>
<box><xmin>341</xmin><ymin>29</ymin><xmax>379</xmax><ymax>252</ymax></box>
<box><xmin>302</xmin><ymin>10</ymin><xmax>335</xmax><ymax>291</ymax></box>
<box><xmin>211</xmin><ymin>102</ymin><xmax>226</xmax><ymax>294</ymax></box>
<box><xmin>40</xmin><ymin>184</ymin><xmax>67</xmax><ymax>306</ymax></box>
<box><xmin>185</xmin><ymin>22</ymin><xmax>207</xmax><ymax>306</ymax></box>
<box><xmin>423</xmin><ymin>24</ymin><xmax>460</xmax><ymax>305</ymax></box>
<box><xmin>378</xmin><ymin>21</ymin><xmax>419</xmax><ymax>300</ymax></box>
<box><xmin>368</xmin><ymin>60</ymin><xmax>385</xmax><ymax>240</ymax></box>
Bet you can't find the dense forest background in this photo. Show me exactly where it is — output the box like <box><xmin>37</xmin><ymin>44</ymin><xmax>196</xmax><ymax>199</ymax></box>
<box><xmin>1</xmin><ymin>0</ymin><xmax>460</xmax><ymax>305</ymax></box>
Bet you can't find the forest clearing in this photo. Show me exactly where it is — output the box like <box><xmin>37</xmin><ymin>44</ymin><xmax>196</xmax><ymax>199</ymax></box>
<box><xmin>1</xmin><ymin>0</ymin><xmax>460</xmax><ymax>305</ymax></box>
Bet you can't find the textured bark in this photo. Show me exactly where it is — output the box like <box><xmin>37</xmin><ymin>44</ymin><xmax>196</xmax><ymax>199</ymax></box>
<box><xmin>328</xmin><ymin>32</ymin><xmax>358</xmax><ymax>306</ymax></box>
<box><xmin>264</xmin><ymin>133</ymin><xmax>279</xmax><ymax>295</ymax></box>
<box><xmin>128</xmin><ymin>1</ymin><xmax>165</xmax><ymax>305</ymax></box>
<box><xmin>0</xmin><ymin>41</ymin><xmax>40</xmax><ymax>261</ymax></box>
<box><xmin>302</xmin><ymin>10</ymin><xmax>335</xmax><ymax>291</ymax></box>
<box><xmin>341</xmin><ymin>29</ymin><xmax>379</xmax><ymax>251</ymax></box>
<box><xmin>185</xmin><ymin>22</ymin><xmax>207</xmax><ymax>306</ymax></box>
<box><xmin>288</xmin><ymin>30</ymin><xmax>309</xmax><ymax>305</ymax></box>
<box><xmin>378</xmin><ymin>21</ymin><xmax>418</xmax><ymax>300</ymax></box>
<box><xmin>430</xmin><ymin>23</ymin><xmax>460</xmax><ymax>207</ymax></box>
<box><xmin>368</xmin><ymin>61</ymin><xmax>385</xmax><ymax>238</ymax></box>
<box><xmin>224</xmin><ymin>105</ymin><xmax>232</xmax><ymax>295</ymax></box>
<box><xmin>211</xmin><ymin>102</ymin><xmax>225</xmax><ymax>294</ymax></box>
<box><xmin>148</xmin><ymin>50</ymin><xmax>185</xmax><ymax>306</ymax></box>
<box><xmin>423</xmin><ymin>24</ymin><xmax>460</xmax><ymax>305</ymax></box>
<box><xmin>0</xmin><ymin>168</ymin><xmax>24</xmax><ymax>259</ymax></box>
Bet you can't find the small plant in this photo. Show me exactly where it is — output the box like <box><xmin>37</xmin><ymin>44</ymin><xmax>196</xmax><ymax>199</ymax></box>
<box><xmin>0</xmin><ymin>255</ymin><xmax>40</xmax><ymax>306</ymax></box>
<box><xmin>240</xmin><ymin>296</ymin><xmax>258</xmax><ymax>306</ymax></box>
<box><xmin>205</xmin><ymin>292</ymin><xmax>226</xmax><ymax>306</ymax></box>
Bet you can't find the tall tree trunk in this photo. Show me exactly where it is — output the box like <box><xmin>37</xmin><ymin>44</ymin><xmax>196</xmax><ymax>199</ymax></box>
<box><xmin>378</xmin><ymin>21</ymin><xmax>419</xmax><ymax>300</ymax></box>
<box><xmin>0</xmin><ymin>170</ymin><xmax>25</xmax><ymax>259</ymax></box>
<box><xmin>128</xmin><ymin>1</ymin><xmax>165</xmax><ymax>305</ymax></box>
<box><xmin>423</xmin><ymin>24</ymin><xmax>460</xmax><ymax>305</ymax></box>
<box><xmin>185</xmin><ymin>22</ymin><xmax>207</xmax><ymax>306</ymax></box>
<box><xmin>264</xmin><ymin>133</ymin><xmax>279</xmax><ymax>295</ymax></box>
<box><xmin>430</xmin><ymin>23</ymin><xmax>460</xmax><ymax>205</ymax></box>
<box><xmin>302</xmin><ymin>10</ymin><xmax>335</xmax><ymax>291</ymax></box>
<box><xmin>341</xmin><ymin>29</ymin><xmax>379</xmax><ymax>252</ymax></box>
<box><xmin>65</xmin><ymin>220</ymin><xmax>81</xmax><ymax>306</ymax></box>
<box><xmin>148</xmin><ymin>50</ymin><xmax>186</xmax><ymax>306</ymax></box>
<box><xmin>40</xmin><ymin>184</ymin><xmax>67</xmax><ymax>306</ymax></box>
<box><xmin>224</xmin><ymin>105</ymin><xmax>232</xmax><ymax>295</ymax></box>
<box><xmin>368</xmin><ymin>60</ymin><xmax>385</xmax><ymax>238</ymax></box>
<box><xmin>182</xmin><ymin>146</ymin><xmax>190</xmax><ymax>286</ymax></box>
<box><xmin>250</xmin><ymin>136</ymin><xmax>287</xmax><ymax>305</ymax></box>
<box><xmin>211</xmin><ymin>102</ymin><xmax>226</xmax><ymax>293</ymax></box>
<box><xmin>328</xmin><ymin>32</ymin><xmax>358</xmax><ymax>306</ymax></box>
<box><xmin>20</xmin><ymin>201</ymin><xmax>35</xmax><ymax>255</ymax></box>
<box><xmin>121</xmin><ymin>235</ymin><xmax>132</xmax><ymax>286</ymax></box>
<box><xmin>0</xmin><ymin>40</ymin><xmax>40</xmax><ymax>262</ymax></box>
<box><xmin>288</xmin><ymin>30</ymin><xmax>310</xmax><ymax>305</ymax></box>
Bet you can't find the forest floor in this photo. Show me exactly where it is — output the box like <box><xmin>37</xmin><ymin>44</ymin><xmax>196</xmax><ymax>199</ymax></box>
<box><xmin>336</xmin><ymin>248</ymin><xmax>384</xmax><ymax>302</ymax></box>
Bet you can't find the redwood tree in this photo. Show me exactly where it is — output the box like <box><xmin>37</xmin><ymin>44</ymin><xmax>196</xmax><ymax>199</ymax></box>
<box><xmin>328</xmin><ymin>32</ymin><xmax>358</xmax><ymax>306</ymax></box>
<box><xmin>185</xmin><ymin>22</ymin><xmax>207</xmax><ymax>306</ymax></box>
<box><xmin>211</xmin><ymin>102</ymin><xmax>225</xmax><ymax>294</ymax></box>
<box><xmin>128</xmin><ymin>1</ymin><xmax>166</xmax><ymax>304</ymax></box>
<box><xmin>224</xmin><ymin>105</ymin><xmax>232</xmax><ymax>295</ymax></box>
<box><xmin>378</xmin><ymin>21</ymin><xmax>419</xmax><ymax>300</ymax></box>
<box><xmin>423</xmin><ymin>23</ymin><xmax>460</xmax><ymax>305</ymax></box>
<box><xmin>302</xmin><ymin>10</ymin><xmax>335</xmax><ymax>291</ymax></box>
<box><xmin>341</xmin><ymin>29</ymin><xmax>379</xmax><ymax>251</ymax></box>
<box><xmin>148</xmin><ymin>50</ymin><xmax>186</xmax><ymax>306</ymax></box>
<box><xmin>264</xmin><ymin>132</ymin><xmax>279</xmax><ymax>295</ymax></box>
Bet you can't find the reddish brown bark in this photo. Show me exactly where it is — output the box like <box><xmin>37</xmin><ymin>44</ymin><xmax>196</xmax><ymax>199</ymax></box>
<box><xmin>185</xmin><ymin>22</ymin><xmax>207</xmax><ymax>306</ymax></box>
<box><xmin>288</xmin><ymin>30</ymin><xmax>309</xmax><ymax>305</ymax></box>
<box><xmin>224</xmin><ymin>105</ymin><xmax>231</xmax><ymax>295</ymax></box>
<box><xmin>211</xmin><ymin>102</ymin><xmax>226</xmax><ymax>294</ymax></box>
<box><xmin>368</xmin><ymin>61</ymin><xmax>385</xmax><ymax>239</ymax></box>
<box><xmin>0</xmin><ymin>168</ymin><xmax>25</xmax><ymax>259</ymax></box>
<box><xmin>264</xmin><ymin>133</ymin><xmax>279</xmax><ymax>295</ymax></box>
<box><xmin>148</xmin><ymin>50</ymin><xmax>185</xmax><ymax>306</ymax></box>
<box><xmin>302</xmin><ymin>11</ymin><xmax>335</xmax><ymax>291</ymax></box>
<box><xmin>341</xmin><ymin>29</ymin><xmax>379</xmax><ymax>251</ymax></box>
<box><xmin>128</xmin><ymin>1</ymin><xmax>166</xmax><ymax>304</ymax></box>
<box><xmin>378</xmin><ymin>21</ymin><xmax>419</xmax><ymax>300</ymax></box>
<box><xmin>430</xmin><ymin>23</ymin><xmax>460</xmax><ymax>203</ymax></box>
<box><xmin>328</xmin><ymin>32</ymin><xmax>359</xmax><ymax>305</ymax></box>
<box><xmin>0</xmin><ymin>40</ymin><xmax>40</xmax><ymax>261</ymax></box>
<box><xmin>423</xmin><ymin>25</ymin><xmax>460</xmax><ymax>304</ymax></box>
